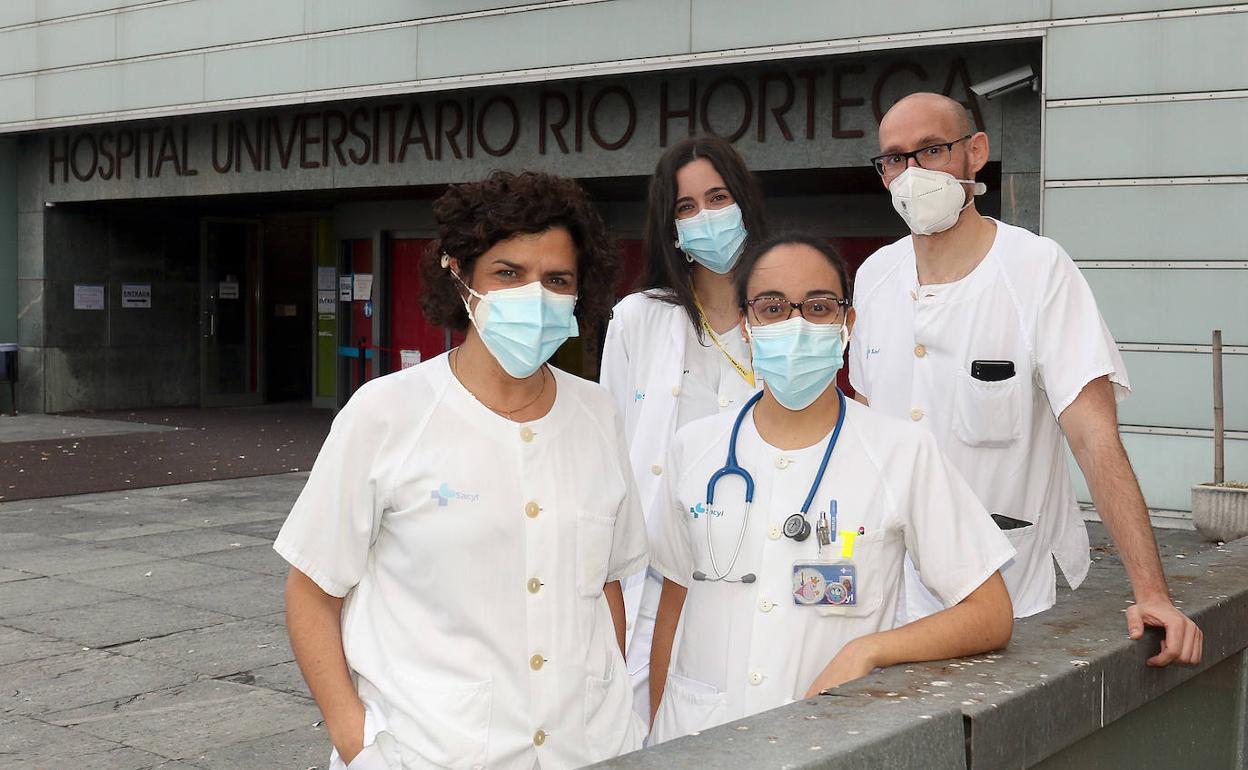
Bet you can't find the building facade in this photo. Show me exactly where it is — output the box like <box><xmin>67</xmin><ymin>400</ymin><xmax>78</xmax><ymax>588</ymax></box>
<box><xmin>0</xmin><ymin>0</ymin><xmax>1244</xmax><ymax>520</ymax></box>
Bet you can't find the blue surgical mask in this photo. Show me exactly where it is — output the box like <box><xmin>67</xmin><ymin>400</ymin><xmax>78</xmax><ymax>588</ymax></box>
<box><xmin>675</xmin><ymin>203</ymin><xmax>748</xmax><ymax>274</ymax></box>
<box><xmin>748</xmin><ymin>316</ymin><xmax>848</xmax><ymax>411</ymax></box>
<box><xmin>457</xmin><ymin>276</ymin><xmax>579</xmax><ymax>379</ymax></box>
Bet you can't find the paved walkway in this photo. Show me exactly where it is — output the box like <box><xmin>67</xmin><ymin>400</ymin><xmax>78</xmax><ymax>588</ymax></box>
<box><xmin>0</xmin><ymin>473</ymin><xmax>325</xmax><ymax>769</ymax></box>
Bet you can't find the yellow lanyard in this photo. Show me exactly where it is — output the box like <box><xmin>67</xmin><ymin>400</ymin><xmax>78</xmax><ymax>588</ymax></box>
<box><xmin>694</xmin><ymin>295</ymin><xmax>755</xmax><ymax>388</ymax></box>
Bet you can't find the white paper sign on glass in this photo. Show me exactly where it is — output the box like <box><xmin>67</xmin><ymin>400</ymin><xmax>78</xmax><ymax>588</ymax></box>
<box><xmin>353</xmin><ymin>273</ymin><xmax>374</xmax><ymax>300</ymax></box>
<box><xmin>73</xmin><ymin>284</ymin><xmax>105</xmax><ymax>310</ymax></box>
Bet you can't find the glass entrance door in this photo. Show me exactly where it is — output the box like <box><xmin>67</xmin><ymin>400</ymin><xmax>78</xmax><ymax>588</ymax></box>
<box><xmin>201</xmin><ymin>219</ymin><xmax>264</xmax><ymax>406</ymax></box>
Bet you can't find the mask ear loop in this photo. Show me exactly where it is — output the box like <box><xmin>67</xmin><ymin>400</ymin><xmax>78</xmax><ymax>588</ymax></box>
<box><xmin>443</xmin><ymin>254</ymin><xmax>487</xmax><ymax>335</ymax></box>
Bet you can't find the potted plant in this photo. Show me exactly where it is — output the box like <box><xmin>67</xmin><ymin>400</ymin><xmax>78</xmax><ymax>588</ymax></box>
<box><xmin>1192</xmin><ymin>329</ymin><xmax>1248</xmax><ymax>541</ymax></box>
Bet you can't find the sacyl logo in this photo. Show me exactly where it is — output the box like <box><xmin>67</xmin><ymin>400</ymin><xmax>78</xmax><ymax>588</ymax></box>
<box><xmin>690</xmin><ymin>502</ymin><xmax>723</xmax><ymax>519</ymax></box>
<box><xmin>431</xmin><ymin>482</ymin><xmax>480</xmax><ymax>506</ymax></box>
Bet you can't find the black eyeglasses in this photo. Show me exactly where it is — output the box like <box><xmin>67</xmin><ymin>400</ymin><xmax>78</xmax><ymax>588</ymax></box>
<box><xmin>869</xmin><ymin>134</ymin><xmax>974</xmax><ymax>179</ymax></box>
<box><xmin>745</xmin><ymin>296</ymin><xmax>850</xmax><ymax>325</ymax></box>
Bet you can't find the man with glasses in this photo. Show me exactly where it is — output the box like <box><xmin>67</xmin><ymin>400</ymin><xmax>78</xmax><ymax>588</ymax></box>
<box><xmin>850</xmin><ymin>92</ymin><xmax>1201</xmax><ymax>668</ymax></box>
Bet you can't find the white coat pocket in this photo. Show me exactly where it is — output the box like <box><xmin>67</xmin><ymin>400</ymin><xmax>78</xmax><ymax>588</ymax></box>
<box><xmin>651</xmin><ymin>672</ymin><xmax>729</xmax><ymax>745</ymax></box>
<box><xmin>577</xmin><ymin>512</ymin><xmax>617</xmax><ymax>597</ymax></box>
<box><xmin>952</xmin><ymin>369</ymin><xmax>1022</xmax><ymax>448</ymax></box>
<box><xmin>814</xmin><ymin>530</ymin><xmax>893</xmax><ymax>618</ymax></box>
<box><xmin>583</xmin><ymin>654</ymin><xmax>646</xmax><ymax>762</ymax></box>
<box><xmin>386</xmin><ymin>675</ymin><xmax>491</xmax><ymax>770</ymax></box>
<box><xmin>996</xmin><ymin>517</ymin><xmax>1052</xmax><ymax>614</ymax></box>
<box><xmin>346</xmin><ymin>744</ymin><xmax>390</xmax><ymax>770</ymax></box>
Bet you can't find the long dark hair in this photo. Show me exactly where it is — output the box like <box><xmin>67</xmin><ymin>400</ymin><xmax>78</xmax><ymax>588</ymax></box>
<box><xmin>640</xmin><ymin>135</ymin><xmax>768</xmax><ymax>335</ymax></box>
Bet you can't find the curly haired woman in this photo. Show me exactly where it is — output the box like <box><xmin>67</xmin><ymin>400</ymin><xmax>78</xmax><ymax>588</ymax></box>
<box><xmin>276</xmin><ymin>171</ymin><xmax>649</xmax><ymax>770</ymax></box>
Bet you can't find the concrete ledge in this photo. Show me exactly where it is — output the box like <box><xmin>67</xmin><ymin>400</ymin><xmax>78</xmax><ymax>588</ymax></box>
<box><xmin>595</xmin><ymin>529</ymin><xmax>1248</xmax><ymax>769</ymax></box>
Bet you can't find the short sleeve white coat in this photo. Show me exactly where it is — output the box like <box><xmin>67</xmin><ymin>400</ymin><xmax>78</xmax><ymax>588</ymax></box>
<box><xmin>648</xmin><ymin>399</ymin><xmax>1013</xmax><ymax>743</ymax></box>
<box><xmin>274</xmin><ymin>354</ymin><xmax>647</xmax><ymax>770</ymax></box>
<box><xmin>849</xmin><ymin>220</ymin><xmax>1129</xmax><ymax>620</ymax></box>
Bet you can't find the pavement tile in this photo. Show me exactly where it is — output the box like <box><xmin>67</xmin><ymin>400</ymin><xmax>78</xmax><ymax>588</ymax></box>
<box><xmin>113</xmin><ymin>619</ymin><xmax>293</xmax><ymax>679</ymax></box>
<box><xmin>0</xmin><ymin>566</ymin><xmax>38</xmax><ymax>583</ymax></box>
<box><xmin>255</xmin><ymin>610</ymin><xmax>286</xmax><ymax>627</ymax></box>
<box><xmin>60</xmin><ymin>521</ymin><xmax>199</xmax><ymax>543</ymax></box>
<box><xmin>232</xmin><ymin>660</ymin><xmax>310</xmax><ymax>699</ymax></box>
<box><xmin>59</xmin><ymin>559</ymin><xmax>257</xmax><ymax>596</ymax></box>
<box><xmin>166</xmin><ymin>505</ymin><xmax>290</xmax><ymax>529</ymax></box>
<box><xmin>157</xmin><ymin>574</ymin><xmax>285</xmax><ymax>619</ymax></box>
<box><xmin>0</xmin><ymin>714</ymin><xmax>168</xmax><ymax>770</ymax></box>
<box><xmin>0</xmin><ymin>625</ymin><xmax>83</xmax><ymax>665</ymax></box>
<box><xmin>0</xmin><ymin>576</ymin><xmax>131</xmax><ymax>618</ymax></box>
<box><xmin>0</xmin><ymin>532</ymin><xmax>70</xmax><ymax>552</ymax></box>
<box><xmin>46</xmin><ymin>679</ymin><xmax>321</xmax><ymax>760</ymax></box>
<box><xmin>0</xmin><ymin>543</ymin><xmax>156</xmax><ymax>576</ymax></box>
<box><xmin>106</xmin><ymin>529</ymin><xmax>272</xmax><ymax>558</ymax></box>
<box><xmin>7</xmin><ymin>596</ymin><xmax>234</xmax><ymax>648</ymax></box>
<box><xmin>0</xmin><ymin>649</ymin><xmax>196</xmax><ymax>716</ymax></box>
<box><xmin>186</xmin><ymin>545</ymin><xmax>290</xmax><ymax>577</ymax></box>
<box><xmin>0</xmin><ymin>509</ymin><xmax>164</xmax><ymax>536</ymax></box>
<box><xmin>63</xmin><ymin>496</ymin><xmax>200</xmax><ymax>518</ymax></box>
<box><xmin>184</xmin><ymin>722</ymin><xmax>328</xmax><ymax>770</ymax></box>
<box><xmin>213</xmin><ymin>517</ymin><xmax>283</xmax><ymax>540</ymax></box>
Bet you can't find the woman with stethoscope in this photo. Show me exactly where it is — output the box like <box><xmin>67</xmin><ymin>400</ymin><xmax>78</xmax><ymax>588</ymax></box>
<box><xmin>646</xmin><ymin>234</ymin><xmax>1015</xmax><ymax>743</ymax></box>
<box><xmin>599</xmin><ymin>134</ymin><xmax>769</xmax><ymax>719</ymax></box>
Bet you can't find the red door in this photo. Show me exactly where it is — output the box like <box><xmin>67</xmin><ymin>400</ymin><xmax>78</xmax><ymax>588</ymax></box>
<box><xmin>388</xmin><ymin>238</ymin><xmax>465</xmax><ymax>369</ymax></box>
<box><xmin>616</xmin><ymin>239</ymin><xmax>647</xmax><ymax>297</ymax></box>
<box><xmin>828</xmin><ymin>236</ymin><xmax>895</xmax><ymax>397</ymax></box>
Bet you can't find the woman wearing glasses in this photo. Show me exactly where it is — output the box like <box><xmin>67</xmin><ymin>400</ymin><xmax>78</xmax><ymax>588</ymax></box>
<box><xmin>646</xmin><ymin>234</ymin><xmax>1015</xmax><ymax>743</ymax></box>
<box><xmin>599</xmin><ymin>135</ymin><xmax>768</xmax><ymax>720</ymax></box>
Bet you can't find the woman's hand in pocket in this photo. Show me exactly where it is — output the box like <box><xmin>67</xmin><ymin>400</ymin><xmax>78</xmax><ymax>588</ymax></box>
<box><xmin>330</xmin><ymin>701</ymin><xmax>366</xmax><ymax>765</ymax></box>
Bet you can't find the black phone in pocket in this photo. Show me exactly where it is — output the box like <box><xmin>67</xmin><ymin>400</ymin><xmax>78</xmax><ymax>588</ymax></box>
<box><xmin>971</xmin><ymin>359</ymin><xmax>1015</xmax><ymax>382</ymax></box>
<box><xmin>991</xmin><ymin>513</ymin><xmax>1033</xmax><ymax>530</ymax></box>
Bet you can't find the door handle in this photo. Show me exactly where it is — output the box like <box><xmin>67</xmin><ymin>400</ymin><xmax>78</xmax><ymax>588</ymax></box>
<box><xmin>203</xmin><ymin>311</ymin><xmax>215</xmax><ymax>338</ymax></box>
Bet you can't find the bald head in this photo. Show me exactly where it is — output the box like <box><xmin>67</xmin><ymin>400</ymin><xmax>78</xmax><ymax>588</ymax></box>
<box><xmin>880</xmin><ymin>92</ymin><xmax>972</xmax><ymax>144</ymax></box>
<box><xmin>873</xmin><ymin>91</ymin><xmax>989</xmax><ymax>192</ymax></box>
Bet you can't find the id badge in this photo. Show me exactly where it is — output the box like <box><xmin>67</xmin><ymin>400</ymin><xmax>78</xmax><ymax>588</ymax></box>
<box><xmin>792</xmin><ymin>560</ymin><xmax>857</xmax><ymax>608</ymax></box>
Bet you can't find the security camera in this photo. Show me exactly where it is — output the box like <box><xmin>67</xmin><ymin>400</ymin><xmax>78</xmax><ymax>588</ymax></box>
<box><xmin>969</xmin><ymin>65</ymin><xmax>1038</xmax><ymax>100</ymax></box>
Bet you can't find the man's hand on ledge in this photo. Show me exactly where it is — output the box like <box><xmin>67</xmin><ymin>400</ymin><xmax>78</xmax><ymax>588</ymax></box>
<box><xmin>1128</xmin><ymin>594</ymin><xmax>1203</xmax><ymax>667</ymax></box>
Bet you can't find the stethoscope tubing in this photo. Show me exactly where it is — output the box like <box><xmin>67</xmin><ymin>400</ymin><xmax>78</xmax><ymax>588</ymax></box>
<box><xmin>700</xmin><ymin>388</ymin><xmax>847</xmax><ymax>583</ymax></box>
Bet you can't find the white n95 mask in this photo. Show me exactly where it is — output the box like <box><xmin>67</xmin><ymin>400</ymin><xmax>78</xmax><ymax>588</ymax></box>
<box><xmin>453</xmin><ymin>274</ymin><xmax>579</xmax><ymax>379</ymax></box>
<box><xmin>888</xmin><ymin>166</ymin><xmax>987</xmax><ymax>236</ymax></box>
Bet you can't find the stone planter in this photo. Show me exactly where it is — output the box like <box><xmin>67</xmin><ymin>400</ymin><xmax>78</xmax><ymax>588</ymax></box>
<box><xmin>1191</xmin><ymin>483</ymin><xmax>1248</xmax><ymax>542</ymax></box>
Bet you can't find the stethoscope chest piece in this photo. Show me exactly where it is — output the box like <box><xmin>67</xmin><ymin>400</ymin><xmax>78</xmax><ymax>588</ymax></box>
<box><xmin>782</xmin><ymin>512</ymin><xmax>811</xmax><ymax>541</ymax></box>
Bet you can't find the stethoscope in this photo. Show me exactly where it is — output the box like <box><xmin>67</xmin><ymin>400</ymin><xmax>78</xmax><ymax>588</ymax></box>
<box><xmin>693</xmin><ymin>387</ymin><xmax>847</xmax><ymax>584</ymax></box>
